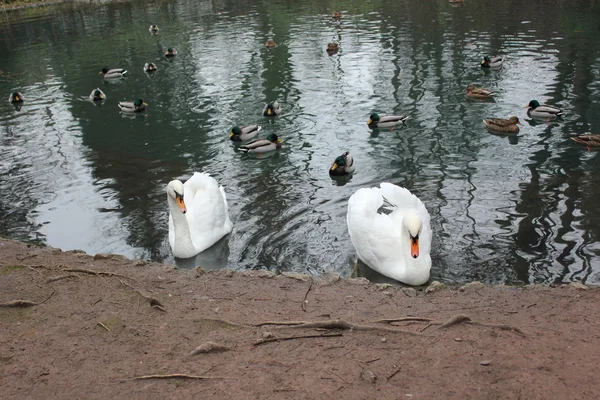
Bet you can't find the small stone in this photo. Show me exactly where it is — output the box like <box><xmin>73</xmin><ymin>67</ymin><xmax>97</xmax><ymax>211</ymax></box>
<box><xmin>454</xmin><ymin>337</ymin><xmax>462</xmax><ymax>342</ymax></box>
<box><xmin>425</xmin><ymin>281</ymin><xmax>445</xmax><ymax>294</ymax></box>
<box><xmin>480</xmin><ymin>360</ymin><xmax>491</xmax><ymax>366</ymax></box>
<box><xmin>569</xmin><ymin>282</ymin><xmax>589</xmax><ymax>291</ymax></box>
<box><xmin>347</xmin><ymin>277</ymin><xmax>370</xmax><ymax>285</ymax></box>
<box><xmin>222</xmin><ymin>269</ymin><xmax>235</xmax><ymax>278</ymax></box>
<box><xmin>189</xmin><ymin>341</ymin><xmax>230</xmax><ymax>356</ymax></box>
<box><xmin>460</xmin><ymin>281</ymin><xmax>485</xmax><ymax>292</ymax></box>
<box><xmin>318</xmin><ymin>273</ymin><xmax>341</xmax><ymax>286</ymax></box>
<box><xmin>381</xmin><ymin>337</ymin><xmax>387</xmax><ymax>343</ymax></box>
<box><xmin>360</xmin><ymin>369</ymin><xmax>377</xmax><ymax>384</ymax></box>
<box><xmin>262</xmin><ymin>332</ymin><xmax>275</xmax><ymax>340</ymax></box>
<box><xmin>195</xmin><ymin>267</ymin><xmax>206</xmax><ymax>277</ymax></box>
<box><xmin>68</xmin><ymin>249</ymin><xmax>87</xmax><ymax>254</ymax></box>
<box><xmin>281</xmin><ymin>271</ymin><xmax>310</xmax><ymax>281</ymax></box>
<box><xmin>245</xmin><ymin>270</ymin><xmax>276</xmax><ymax>279</ymax></box>
<box><xmin>402</xmin><ymin>288</ymin><xmax>417</xmax><ymax>297</ymax></box>
<box><xmin>376</xmin><ymin>283</ymin><xmax>393</xmax><ymax>291</ymax></box>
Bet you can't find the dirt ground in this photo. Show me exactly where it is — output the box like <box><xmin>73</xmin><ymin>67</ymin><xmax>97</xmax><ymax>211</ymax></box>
<box><xmin>1</xmin><ymin>238</ymin><xmax>599</xmax><ymax>399</ymax></box>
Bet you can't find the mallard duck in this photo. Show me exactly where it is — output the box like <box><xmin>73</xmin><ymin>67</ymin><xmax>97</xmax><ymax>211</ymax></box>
<box><xmin>143</xmin><ymin>63</ymin><xmax>158</xmax><ymax>72</ymax></box>
<box><xmin>367</xmin><ymin>113</ymin><xmax>409</xmax><ymax>129</ymax></box>
<box><xmin>118</xmin><ymin>99</ymin><xmax>148</xmax><ymax>113</ymax></box>
<box><xmin>165</xmin><ymin>48</ymin><xmax>177</xmax><ymax>57</ymax></box>
<box><xmin>229</xmin><ymin>125</ymin><xmax>262</xmax><ymax>142</ymax></box>
<box><xmin>265</xmin><ymin>39</ymin><xmax>277</xmax><ymax>48</ymax></box>
<box><xmin>571</xmin><ymin>134</ymin><xmax>600</xmax><ymax>150</ymax></box>
<box><xmin>525</xmin><ymin>100</ymin><xmax>564</xmax><ymax>119</ymax></box>
<box><xmin>347</xmin><ymin>183</ymin><xmax>432</xmax><ymax>286</ymax></box>
<box><xmin>481</xmin><ymin>55</ymin><xmax>503</xmax><ymax>69</ymax></box>
<box><xmin>8</xmin><ymin>91</ymin><xmax>24</xmax><ymax>103</ymax></box>
<box><xmin>89</xmin><ymin>88</ymin><xmax>106</xmax><ymax>102</ymax></box>
<box><xmin>263</xmin><ymin>101</ymin><xmax>282</xmax><ymax>117</ymax></box>
<box><xmin>466</xmin><ymin>84</ymin><xmax>496</xmax><ymax>99</ymax></box>
<box><xmin>100</xmin><ymin>68</ymin><xmax>127</xmax><ymax>79</ymax></box>
<box><xmin>329</xmin><ymin>151</ymin><xmax>355</xmax><ymax>176</ymax></box>
<box><xmin>239</xmin><ymin>133</ymin><xmax>282</xmax><ymax>153</ymax></box>
<box><xmin>326</xmin><ymin>43</ymin><xmax>339</xmax><ymax>53</ymax></box>
<box><xmin>167</xmin><ymin>172</ymin><xmax>233</xmax><ymax>258</ymax></box>
<box><xmin>483</xmin><ymin>116</ymin><xmax>522</xmax><ymax>134</ymax></box>
<box><xmin>332</xmin><ymin>11</ymin><xmax>342</xmax><ymax>19</ymax></box>
<box><xmin>149</xmin><ymin>24</ymin><xmax>159</xmax><ymax>33</ymax></box>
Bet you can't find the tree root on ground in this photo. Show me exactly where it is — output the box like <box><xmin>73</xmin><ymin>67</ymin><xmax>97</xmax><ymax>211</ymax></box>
<box><xmin>119</xmin><ymin>279</ymin><xmax>166</xmax><ymax>311</ymax></box>
<box><xmin>0</xmin><ymin>291</ymin><xmax>54</xmax><ymax>308</ymax></box>
<box><xmin>131</xmin><ymin>374</ymin><xmax>232</xmax><ymax>380</ymax></box>
<box><xmin>254</xmin><ymin>332</ymin><xmax>343</xmax><ymax>346</ymax></box>
<box><xmin>254</xmin><ymin>319</ymin><xmax>423</xmax><ymax>336</ymax></box>
<box><xmin>376</xmin><ymin>314</ymin><xmax>525</xmax><ymax>335</ymax></box>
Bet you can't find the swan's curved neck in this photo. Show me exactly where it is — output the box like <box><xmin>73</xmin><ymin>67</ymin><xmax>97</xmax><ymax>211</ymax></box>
<box><xmin>168</xmin><ymin>194</ymin><xmax>195</xmax><ymax>257</ymax></box>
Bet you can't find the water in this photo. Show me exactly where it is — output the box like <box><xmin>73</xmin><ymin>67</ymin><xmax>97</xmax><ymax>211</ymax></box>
<box><xmin>1</xmin><ymin>0</ymin><xmax>600</xmax><ymax>285</ymax></box>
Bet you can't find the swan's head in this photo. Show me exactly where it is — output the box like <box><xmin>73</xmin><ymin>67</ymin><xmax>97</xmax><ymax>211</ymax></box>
<box><xmin>403</xmin><ymin>212</ymin><xmax>423</xmax><ymax>259</ymax></box>
<box><xmin>167</xmin><ymin>180</ymin><xmax>186</xmax><ymax>214</ymax></box>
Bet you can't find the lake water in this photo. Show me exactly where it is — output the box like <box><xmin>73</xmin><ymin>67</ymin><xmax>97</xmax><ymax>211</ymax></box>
<box><xmin>1</xmin><ymin>0</ymin><xmax>600</xmax><ymax>284</ymax></box>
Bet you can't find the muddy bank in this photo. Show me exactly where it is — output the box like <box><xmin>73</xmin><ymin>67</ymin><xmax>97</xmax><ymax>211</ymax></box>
<box><xmin>0</xmin><ymin>237</ymin><xmax>599</xmax><ymax>399</ymax></box>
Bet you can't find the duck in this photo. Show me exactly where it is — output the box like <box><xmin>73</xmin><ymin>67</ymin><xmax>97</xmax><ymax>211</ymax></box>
<box><xmin>525</xmin><ymin>100</ymin><xmax>564</xmax><ymax>119</ymax></box>
<box><xmin>367</xmin><ymin>113</ymin><xmax>409</xmax><ymax>129</ymax></box>
<box><xmin>263</xmin><ymin>100</ymin><xmax>282</xmax><ymax>117</ymax></box>
<box><xmin>89</xmin><ymin>88</ymin><xmax>106</xmax><ymax>102</ymax></box>
<box><xmin>239</xmin><ymin>133</ymin><xmax>282</xmax><ymax>153</ymax></box>
<box><xmin>571</xmin><ymin>134</ymin><xmax>600</xmax><ymax>151</ymax></box>
<box><xmin>329</xmin><ymin>151</ymin><xmax>355</xmax><ymax>176</ymax></box>
<box><xmin>143</xmin><ymin>63</ymin><xmax>158</xmax><ymax>73</ymax></box>
<box><xmin>167</xmin><ymin>172</ymin><xmax>233</xmax><ymax>258</ymax></box>
<box><xmin>332</xmin><ymin>11</ymin><xmax>342</xmax><ymax>19</ymax></box>
<box><xmin>326</xmin><ymin>43</ymin><xmax>339</xmax><ymax>53</ymax></box>
<box><xmin>149</xmin><ymin>24</ymin><xmax>159</xmax><ymax>33</ymax></box>
<box><xmin>483</xmin><ymin>116</ymin><xmax>522</xmax><ymax>134</ymax></box>
<box><xmin>229</xmin><ymin>125</ymin><xmax>262</xmax><ymax>142</ymax></box>
<box><xmin>481</xmin><ymin>55</ymin><xmax>503</xmax><ymax>69</ymax></box>
<box><xmin>265</xmin><ymin>39</ymin><xmax>277</xmax><ymax>48</ymax></box>
<box><xmin>118</xmin><ymin>99</ymin><xmax>148</xmax><ymax>113</ymax></box>
<box><xmin>8</xmin><ymin>91</ymin><xmax>24</xmax><ymax>103</ymax></box>
<box><xmin>465</xmin><ymin>84</ymin><xmax>496</xmax><ymax>99</ymax></box>
<box><xmin>100</xmin><ymin>67</ymin><xmax>127</xmax><ymax>79</ymax></box>
<box><xmin>347</xmin><ymin>183</ymin><xmax>432</xmax><ymax>286</ymax></box>
<box><xmin>165</xmin><ymin>48</ymin><xmax>177</xmax><ymax>57</ymax></box>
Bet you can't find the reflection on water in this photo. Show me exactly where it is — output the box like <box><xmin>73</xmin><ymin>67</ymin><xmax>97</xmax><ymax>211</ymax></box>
<box><xmin>1</xmin><ymin>0</ymin><xmax>600</xmax><ymax>284</ymax></box>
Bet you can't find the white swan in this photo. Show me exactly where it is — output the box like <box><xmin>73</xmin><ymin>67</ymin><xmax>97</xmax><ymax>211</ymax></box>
<box><xmin>347</xmin><ymin>183</ymin><xmax>432</xmax><ymax>286</ymax></box>
<box><xmin>167</xmin><ymin>172</ymin><xmax>233</xmax><ymax>258</ymax></box>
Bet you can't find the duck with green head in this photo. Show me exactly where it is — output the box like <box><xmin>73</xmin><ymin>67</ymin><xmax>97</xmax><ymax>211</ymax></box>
<box><xmin>144</xmin><ymin>63</ymin><xmax>158</xmax><ymax>73</ymax></box>
<box><xmin>89</xmin><ymin>88</ymin><xmax>106</xmax><ymax>102</ymax></box>
<box><xmin>263</xmin><ymin>101</ymin><xmax>282</xmax><ymax>117</ymax></box>
<box><xmin>329</xmin><ymin>151</ymin><xmax>355</xmax><ymax>176</ymax></box>
<box><xmin>149</xmin><ymin>24</ymin><xmax>159</xmax><ymax>33</ymax></box>
<box><xmin>525</xmin><ymin>100</ymin><xmax>564</xmax><ymax>119</ymax></box>
<box><xmin>481</xmin><ymin>55</ymin><xmax>503</xmax><ymax>69</ymax></box>
<box><xmin>367</xmin><ymin>113</ymin><xmax>409</xmax><ymax>129</ymax></box>
<box><xmin>8</xmin><ymin>91</ymin><xmax>24</xmax><ymax>103</ymax></box>
<box><xmin>483</xmin><ymin>116</ymin><xmax>522</xmax><ymax>134</ymax></box>
<box><xmin>100</xmin><ymin>67</ymin><xmax>128</xmax><ymax>79</ymax></box>
<box><xmin>239</xmin><ymin>133</ymin><xmax>282</xmax><ymax>153</ymax></box>
<box><xmin>229</xmin><ymin>125</ymin><xmax>262</xmax><ymax>142</ymax></box>
<box><xmin>118</xmin><ymin>99</ymin><xmax>148</xmax><ymax>113</ymax></box>
<box><xmin>165</xmin><ymin>48</ymin><xmax>177</xmax><ymax>57</ymax></box>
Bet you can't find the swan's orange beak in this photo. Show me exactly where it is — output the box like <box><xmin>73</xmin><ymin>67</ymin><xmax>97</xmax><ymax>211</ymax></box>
<box><xmin>176</xmin><ymin>196</ymin><xmax>187</xmax><ymax>214</ymax></box>
<box><xmin>410</xmin><ymin>236</ymin><xmax>419</xmax><ymax>258</ymax></box>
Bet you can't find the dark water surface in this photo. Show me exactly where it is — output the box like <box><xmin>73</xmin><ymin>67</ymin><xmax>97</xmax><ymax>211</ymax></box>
<box><xmin>1</xmin><ymin>0</ymin><xmax>600</xmax><ymax>284</ymax></box>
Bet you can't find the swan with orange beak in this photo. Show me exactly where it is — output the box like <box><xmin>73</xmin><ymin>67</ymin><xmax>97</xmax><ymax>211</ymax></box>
<box><xmin>347</xmin><ymin>183</ymin><xmax>431</xmax><ymax>286</ymax></box>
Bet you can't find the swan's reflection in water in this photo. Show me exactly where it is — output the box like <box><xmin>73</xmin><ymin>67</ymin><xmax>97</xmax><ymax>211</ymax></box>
<box><xmin>173</xmin><ymin>234</ymin><xmax>231</xmax><ymax>270</ymax></box>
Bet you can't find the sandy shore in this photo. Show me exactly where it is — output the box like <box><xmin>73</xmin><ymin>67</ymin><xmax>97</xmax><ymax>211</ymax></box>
<box><xmin>1</xmin><ymin>237</ymin><xmax>599</xmax><ymax>399</ymax></box>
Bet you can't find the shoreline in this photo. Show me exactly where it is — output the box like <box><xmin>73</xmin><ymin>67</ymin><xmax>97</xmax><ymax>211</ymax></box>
<box><xmin>1</xmin><ymin>236</ymin><xmax>599</xmax><ymax>398</ymax></box>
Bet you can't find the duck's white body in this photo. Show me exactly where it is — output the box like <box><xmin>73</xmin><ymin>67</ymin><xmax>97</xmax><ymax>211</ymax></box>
<box><xmin>347</xmin><ymin>183</ymin><xmax>432</xmax><ymax>286</ymax></box>
<box><xmin>167</xmin><ymin>172</ymin><xmax>233</xmax><ymax>259</ymax></box>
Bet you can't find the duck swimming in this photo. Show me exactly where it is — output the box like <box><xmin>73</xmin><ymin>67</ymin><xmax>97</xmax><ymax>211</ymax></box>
<box><xmin>329</xmin><ymin>152</ymin><xmax>355</xmax><ymax>176</ymax></box>
<box><xmin>239</xmin><ymin>133</ymin><xmax>282</xmax><ymax>153</ymax></box>
<box><xmin>118</xmin><ymin>99</ymin><xmax>148</xmax><ymax>113</ymax></box>
<box><xmin>347</xmin><ymin>183</ymin><xmax>432</xmax><ymax>286</ymax></box>
<box><xmin>525</xmin><ymin>100</ymin><xmax>564</xmax><ymax>119</ymax></box>
<box><xmin>571</xmin><ymin>134</ymin><xmax>600</xmax><ymax>151</ymax></box>
<box><xmin>100</xmin><ymin>68</ymin><xmax>127</xmax><ymax>79</ymax></box>
<box><xmin>89</xmin><ymin>88</ymin><xmax>106</xmax><ymax>102</ymax></box>
<box><xmin>265</xmin><ymin>39</ymin><xmax>277</xmax><ymax>48</ymax></box>
<box><xmin>481</xmin><ymin>55</ymin><xmax>503</xmax><ymax>69</ymax></box>
<box><xmin>8</xmin><ymin>91</ymin><xmax>24</xmax><ymax>103</ymax></box>
<box><xmin>229</xmin><ymin>125</ymin><xmax>262</xmax><ymax>142</ymax></box>
<box><xmin>466</xmin><ymin>84</ymin><xmax>496</xmax><ymax>99</ymax></box>
<box><xmin>144</xmin><ymin>63</ymin><xmax>158</xmax><ymax>72</ymax></box>
<box><xmin>367</xmin><ymin>113</ymin><xmax>409</xmax><ymax>129</ymax></box>
<box><xmin>149</xmin><ymin>24</ymin><xmax>159</xmax><ymax>33</ymax></box>
<box><xmin>165</xmin><ymin>48</ymin><xmax>177</xmax><ymax>57</ymax></box>
<box><xmin>263</xmin><ymin>101</ymin><xmax>282</xmax><ymax>117</ymax></box>
<box><xmin>483</xmin><ymin>116</ymin><xmax>522</xmax><ymax>134</ymax></box>
<box><xmin>326</xmin><ymin>43</ymin><xmax>339</xmax><ymax>53</ymax></box>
